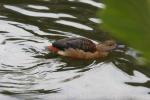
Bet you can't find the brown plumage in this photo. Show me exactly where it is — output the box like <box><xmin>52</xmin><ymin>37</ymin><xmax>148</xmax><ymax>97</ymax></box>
<box><xmin>48</xmin><ymin>37</ymin><xmax>116</xmax><ymax>59</ymax></box>
<box><xmin>52</xmin><ymin>37</ymin><xmax>96</xmax><ymax>53</ymax></box>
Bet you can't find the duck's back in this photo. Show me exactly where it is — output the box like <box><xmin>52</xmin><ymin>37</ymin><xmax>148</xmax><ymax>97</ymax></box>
<box><xmin>52</xmin><ymin>37</ymin><xmax>96</xmax><ymax>53</ymax></box>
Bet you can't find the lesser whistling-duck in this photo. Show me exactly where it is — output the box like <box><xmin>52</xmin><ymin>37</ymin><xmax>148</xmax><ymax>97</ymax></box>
<box><xmin>48</xmin><ymin>37</ymin><xmax>116</xmax><ymax>59</ymax></box>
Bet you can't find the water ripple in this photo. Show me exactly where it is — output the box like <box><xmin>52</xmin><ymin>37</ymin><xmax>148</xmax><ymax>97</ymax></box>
<box><xmin>4</xmin><ymin>5</ymin><xmax>76</xmax><ymax>19</ymax></box>
<box><xmin>0</xmin><ymin>0</ymin><xmax>150</xmax><ymax>99</ymax></box>
<box><xmin>27</xmin><ymin>5</ymin><xmax>49</xmax><ymax>10</ymax></box>
<box><xmin>56</xmin><ymin>20</ymin><xmax>93</xmax><ymax>30</ymax></box>
<box><xmin>78</xmin><ymin>0</ymin><xmax>105</xmax><ymax>8</ymax></box>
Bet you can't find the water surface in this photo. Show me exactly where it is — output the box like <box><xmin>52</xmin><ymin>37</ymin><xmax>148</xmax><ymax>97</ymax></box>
<box><xmin>0</xmin><ymin>0</ymin><xmax>150</xmax><ymax>100</ymax></box>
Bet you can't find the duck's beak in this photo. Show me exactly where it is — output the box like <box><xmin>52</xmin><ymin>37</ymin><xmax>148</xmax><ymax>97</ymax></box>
<box><xmin>108</xmin><ymin>44</ymin><xmax>126</xmax><ymax>52</ymax></box>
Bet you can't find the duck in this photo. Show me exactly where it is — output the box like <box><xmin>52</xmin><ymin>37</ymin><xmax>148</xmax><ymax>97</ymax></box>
<box><xmin>47</xmin><ymin>37</ymin><xmax>116</xmax><ymax>59</ymax></box>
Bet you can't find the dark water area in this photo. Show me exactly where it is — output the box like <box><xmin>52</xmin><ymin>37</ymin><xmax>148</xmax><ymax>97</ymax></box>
<box><xmin>0</xmin><ymin>0</ymin><xmax>150</xmax><ymax>100</ymax></box>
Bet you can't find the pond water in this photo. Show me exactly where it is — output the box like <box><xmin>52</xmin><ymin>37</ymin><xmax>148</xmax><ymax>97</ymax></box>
<box><xmin>0</xmin><ymin>0</ymin><xmax>150</xmax><ymax>100</ymax></box>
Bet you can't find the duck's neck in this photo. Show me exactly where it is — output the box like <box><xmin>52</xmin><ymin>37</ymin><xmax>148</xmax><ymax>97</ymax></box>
<box><xmin>96</xmin><ymin>44</ymin><xmax>107</xmax><ymax>52</ymax></box>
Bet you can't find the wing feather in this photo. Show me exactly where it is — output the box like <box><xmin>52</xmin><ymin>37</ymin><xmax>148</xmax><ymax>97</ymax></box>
<box><xmin>52</xmin><ymin>37</ymin><xmax>96</xmax><ymax>52</ymax></box>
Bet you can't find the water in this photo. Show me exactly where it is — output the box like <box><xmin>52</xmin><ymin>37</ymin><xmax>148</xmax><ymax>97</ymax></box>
<box><xmin>0</xmin><ymin>0</ymin><xmax>150</xmax><ymax>100</ymax></box>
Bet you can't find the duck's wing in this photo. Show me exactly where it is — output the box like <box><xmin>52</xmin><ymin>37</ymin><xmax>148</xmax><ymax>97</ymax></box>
<box><xmin>52</xmin><ymin>38</ymin><xmax>96</xmax><ymax>52</ymax></box>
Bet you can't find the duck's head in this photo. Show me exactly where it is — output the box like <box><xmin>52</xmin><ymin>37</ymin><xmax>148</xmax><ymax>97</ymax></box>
<box><xmin>96</xmin><ymin>40</ymin><xmax>117</xmax><ymax>52</ymax></box>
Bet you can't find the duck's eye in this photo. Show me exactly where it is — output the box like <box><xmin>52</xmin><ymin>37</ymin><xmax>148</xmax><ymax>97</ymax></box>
<box><xmin>103</xmin><ymin>40</ymin><xmax>116</xmax><ymax>47</ymax></box>
<box><xmin>107</xmin><ymin>43</ymin><xmax>114</xmax><ymax>46</ymax></box>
